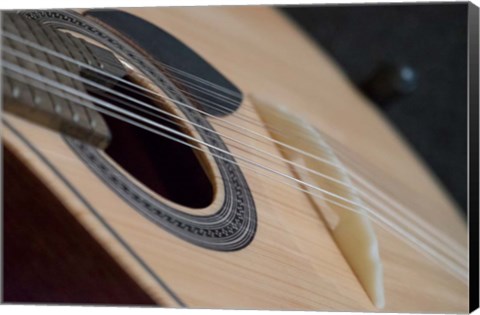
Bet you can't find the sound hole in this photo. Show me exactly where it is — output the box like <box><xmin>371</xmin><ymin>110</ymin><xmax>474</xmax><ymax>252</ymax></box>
<box><xmin>89</xmin><ymin>76</ymin><xmax>214</xmax><ymax>209</ymax></box>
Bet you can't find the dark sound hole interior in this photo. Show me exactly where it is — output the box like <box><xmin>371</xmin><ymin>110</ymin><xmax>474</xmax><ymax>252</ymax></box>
<box><xmin>89</xmin><ymin>75</ymin><xmax>214</xmax><ymax>209</ymax></box>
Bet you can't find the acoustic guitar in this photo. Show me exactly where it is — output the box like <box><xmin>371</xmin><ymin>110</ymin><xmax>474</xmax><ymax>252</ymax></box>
<box><xmin>2</xmin><ymin>6</ymin><xmax>471</xmax><ymax>312</ymax></box>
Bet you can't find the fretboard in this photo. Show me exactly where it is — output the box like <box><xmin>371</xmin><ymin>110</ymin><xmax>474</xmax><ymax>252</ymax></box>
<box><xmin>2</xmin><ymin>12</ymin><xmax>127</xmax><ymax>148</ymax></box>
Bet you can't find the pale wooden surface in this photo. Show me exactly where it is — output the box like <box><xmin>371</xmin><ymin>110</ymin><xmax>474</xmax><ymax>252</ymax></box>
<box><xmin>3</xmin><ymin>6</ymin><xmax>468</xmax><ymax>312</ymax></box>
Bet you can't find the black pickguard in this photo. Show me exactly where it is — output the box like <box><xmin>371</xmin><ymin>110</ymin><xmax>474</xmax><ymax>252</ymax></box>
<box><xmin>87</xmin><ymin>9</ymin><xmax>243</xmax><ymax>117</ymax></box>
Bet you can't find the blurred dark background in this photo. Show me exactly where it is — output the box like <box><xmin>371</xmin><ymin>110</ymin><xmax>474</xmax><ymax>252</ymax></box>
<box><xmin>281</xmin><ymin>3</ymin><xmax>468</xmax><ymax>216</ymax></box>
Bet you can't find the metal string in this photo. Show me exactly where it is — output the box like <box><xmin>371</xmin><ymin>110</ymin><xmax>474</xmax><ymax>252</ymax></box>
<box><xmin>0</xmin><ymin>35</ymin><xmax>468</xmax><ymax>264</ymax></box>
<box><xmin>2</xmin><ymin>59</ymin><xmax>469</xmax><ymax>283</ymax></box>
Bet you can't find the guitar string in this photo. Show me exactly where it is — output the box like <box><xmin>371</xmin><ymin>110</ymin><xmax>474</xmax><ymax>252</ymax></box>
<box><xmin>0</xmin><ymin>41</ymin><xmax>462</xmax><ymax>263</ymax></box>
<box><xmin>0</xmin><ymin>39</ymin><xmax>468</xmax><ymax>274</ymax></box>
<box><xmin>95</xmin><ymin>40</ymin><xmax>471</xmax><ymax>260</ymax></box>
<box><xmin>2</xmin><ymin>30</ymin><xmax>465</xmax><ymax>219</ymax></box>
<box><xmin>4</xmin><ymin>65</ymin><xmax>468</xmax><ymax>286</ymax></box>
<box><xmin>4</xmin><ymin>29</ymin><xmax>464</xmax><ymax>228</ymax></box>
<box><xmin>2</xmin><ymin>61</ymin><xmax>469</xmax><ymax>283</ymax></box>
<box><xmin>1</xmin><ymin>32</ymin><xmax>347</xmax><ymax>168</ymax></box>
<box><xmin>0</xmin><ymin>40</ymin><xmax>468</xmax><ymax>266</ymax></box>
<box><xmin>2</xmin><ymin>66</ymin><xmax>469</xmax><ymax>285</ymax></box>
<box><xmin>0</xmin><ymin>34</ymin><xmax>465</xmax><ymax>255</ymax></box>
<box><xmin>2</xmin><ymin>58</ymin><xmax>401</xmax><ymax>221</ymax></box>
<box><xmin>0</xmin><ymin>37</ymin><xmax>464</xmax><ymax>262</ymax></box>
<box><xmin>2</xmin><ymin>46</ymin><xmax>375</xmax><ymax>210</ymax></box>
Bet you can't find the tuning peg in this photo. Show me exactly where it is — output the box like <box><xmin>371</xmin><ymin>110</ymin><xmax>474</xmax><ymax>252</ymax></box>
<box><xmin>361</xmin><ymin>63</ymin><xmax>418</xmax><ymax>107</ymax></box>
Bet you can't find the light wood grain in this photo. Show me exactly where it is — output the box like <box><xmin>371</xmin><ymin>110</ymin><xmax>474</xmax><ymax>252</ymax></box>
<box><xmin>2</xmin><ymin>6</ymin><xmax>468</xmax><ymax>312</ymax></box>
